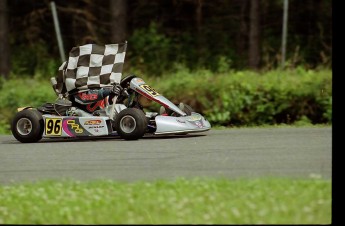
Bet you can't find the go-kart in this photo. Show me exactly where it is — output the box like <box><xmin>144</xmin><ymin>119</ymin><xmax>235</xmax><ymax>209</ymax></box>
<box><xmin>11</xmin><ymin>43</ymin><xmax>211</xmax><ymax>143</ymax></box>
<box><xmin>11</xmin><ymin>75</ymin><xmax>211</xmax><ymax>143</ymax></box>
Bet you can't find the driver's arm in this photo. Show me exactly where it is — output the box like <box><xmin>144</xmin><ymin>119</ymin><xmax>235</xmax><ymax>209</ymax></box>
<box><xmin>73</xmin><ymin>88</ymin><xmax>112</xmax><ymax>105</ymax></box>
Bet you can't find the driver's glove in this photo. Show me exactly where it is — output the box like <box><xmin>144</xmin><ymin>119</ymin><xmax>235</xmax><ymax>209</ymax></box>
<box><xmin>111</xmin><ymin>83</ymin><xmax>123</xmax><ymax>96</ymax></box>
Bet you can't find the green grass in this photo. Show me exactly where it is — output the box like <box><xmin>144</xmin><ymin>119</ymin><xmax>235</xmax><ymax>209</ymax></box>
<box><xmin>0</xmin><ymin>177</ymin><xmax>331</xmax><ymax>224</ymax></box>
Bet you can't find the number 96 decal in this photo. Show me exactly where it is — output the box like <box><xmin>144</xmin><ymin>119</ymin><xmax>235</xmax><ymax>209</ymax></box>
<box><xmin>139</xmin><ymin>84</ymin><xmax>160</xmax><ymax>97</ymax></box>
<box><xmin>45</xmin><ymin>118</ymin><xmax>62</xmax><ymax>136</ymax></box>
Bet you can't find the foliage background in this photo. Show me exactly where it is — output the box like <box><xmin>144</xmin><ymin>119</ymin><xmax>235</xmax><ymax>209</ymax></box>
<box><xmin>2</xmin><ymin>0</ymin><xmax>332</xmax><ymax>77</ymax></box>
<box><xmin>0</xmin><ymin>0</ymin><xmax>332</xmax><ymax>133</ymax></box>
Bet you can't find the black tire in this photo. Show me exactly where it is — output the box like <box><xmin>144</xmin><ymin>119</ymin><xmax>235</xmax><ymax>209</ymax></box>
<box><xmin>11</xmin><ymin>109</ymin><xmax>44</xmax><ymax>143</ymax></box>
<box><xmin>114</xmin><ymin>108</ymin><xmax>148</xmax><ymax>140</ymax></box>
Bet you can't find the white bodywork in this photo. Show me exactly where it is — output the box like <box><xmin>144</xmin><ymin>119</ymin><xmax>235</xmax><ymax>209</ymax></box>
<box><xmin>154</xmin><ymin>113</ymin><xmax>211</xmax><ymax>135</ymax></box>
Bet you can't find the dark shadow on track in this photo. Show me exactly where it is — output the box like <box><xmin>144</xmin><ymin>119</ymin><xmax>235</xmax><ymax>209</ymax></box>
<box><xmin>2</xmin><ymin>133</ymin><xmax>207</xmax><ymax>144</ymax></box>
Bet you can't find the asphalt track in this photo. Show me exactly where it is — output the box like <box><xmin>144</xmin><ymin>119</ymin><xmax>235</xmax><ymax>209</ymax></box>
<box><xmin>0</xmin><ymin>127</ymin><xmax>332</xmax><ymax>185</ymax></box>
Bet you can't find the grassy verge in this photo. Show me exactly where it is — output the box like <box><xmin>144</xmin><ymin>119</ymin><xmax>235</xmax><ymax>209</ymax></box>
<box><xmin>0</xmin><ymin>177</ymin><xmax>331</xmax><ymax>224</ymax></box>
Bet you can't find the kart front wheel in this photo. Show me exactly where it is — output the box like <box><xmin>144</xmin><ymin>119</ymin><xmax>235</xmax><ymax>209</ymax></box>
<box><xmin>11</xmin><ymin>109</ymin><xmax>44</xmax><ymax>143</ymax></box>
<box><xmin>114</xmin><ymin>108</ymin><xmax>148</xmax><ymax>140</ymax></box>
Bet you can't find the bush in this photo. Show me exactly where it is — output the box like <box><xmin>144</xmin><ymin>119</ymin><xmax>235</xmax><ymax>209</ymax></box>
<box><xmin>128</xmin><ymin>22</ymin><xmax>172</xmax><ymax>76</ymax></box>
<box><xmin>147</xmin><ymin>68</ymin><xmax>332</xmax><ymax>126</ymax></box>
<box><xmin>0</xmin><ymin>68</ymin><xmax>332</xmax><ymax>134</ymax></box>
<box><xmin>0</xmin><ymin>79</ymin><xmax>57</xmax><ymax>134</ymax></box>
<box><xmin>11</xmin><ymin>42</ymin><xmax>61</xmax><ymax>79</ymax></box>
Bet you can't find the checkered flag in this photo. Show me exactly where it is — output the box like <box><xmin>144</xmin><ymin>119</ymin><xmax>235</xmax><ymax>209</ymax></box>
<box><xmin>52</xmin><ymin>42</ymin><xmax>127</xmax><ymax>96</ymax></box>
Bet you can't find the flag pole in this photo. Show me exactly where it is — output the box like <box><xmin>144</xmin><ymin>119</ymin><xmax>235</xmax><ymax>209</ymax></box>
<box><xmin>51</xmin><ymin>1</ymin><xmax>66</xmax><ymax>62</ymax></box>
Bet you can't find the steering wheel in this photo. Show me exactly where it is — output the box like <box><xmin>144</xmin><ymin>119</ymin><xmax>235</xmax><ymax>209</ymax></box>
<box><xmin>120</xmin><ymin>74</ymin><xmax>137</xmax><ymax>88</ymax></box>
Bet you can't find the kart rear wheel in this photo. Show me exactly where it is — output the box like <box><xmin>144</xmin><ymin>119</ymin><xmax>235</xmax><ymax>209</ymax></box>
<box><xmin>11</xmin><ymin>109</ymin><xmax>44</xmax><ymax>143</ymax></box>
<box><xmin>114</xmin><ymin>108</ymin><xmax>148</xmax><ymax>140</ymax></box>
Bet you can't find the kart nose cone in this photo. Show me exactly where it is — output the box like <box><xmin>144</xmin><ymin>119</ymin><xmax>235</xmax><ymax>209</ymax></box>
<box><xmin>154</xmin><ymin>113</ymin><xmax>211</xmax><ymax>135</ymax></box>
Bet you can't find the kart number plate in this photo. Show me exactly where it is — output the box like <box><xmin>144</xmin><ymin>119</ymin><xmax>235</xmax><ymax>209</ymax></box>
<box><xmin>45</xmin><ymin>118</ymin><xmax>62</xmax><ymax>136</ymax></box>
<box><xmin>139</xmin><ymin>84</ymin><xmax>160</xmax><ymax>97</ymax></box>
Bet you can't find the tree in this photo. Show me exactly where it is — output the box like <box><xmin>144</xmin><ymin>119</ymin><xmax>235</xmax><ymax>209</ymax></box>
<box><xmin>3</xmin><ymin>0</ymin><xmax>332</xmax><ymax>75</ymax></box>
<box><xmin>236</xmin><ymin>0</ymin><xmax>249</xmax><ymax>67</ymax></box>
<box><xmin>0</xmin><ymin>0</ymin><xmax>10</xmax><ymax>79</ymax></box>
<box><xmin>248</xmin><ymin>0</ymin><xmax>261</xmax><ymax>69</ymax></box>
<box><xmin>110</xmin><ymin>0</ymin><xmax>127</xmax><ymax>43</ymax></box>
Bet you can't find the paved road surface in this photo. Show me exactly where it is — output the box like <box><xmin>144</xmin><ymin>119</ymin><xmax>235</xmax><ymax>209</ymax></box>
<box><xmin>0</xmin><ymin>127</ymin><xmax>332</xmax><ymax>184</ymax></box>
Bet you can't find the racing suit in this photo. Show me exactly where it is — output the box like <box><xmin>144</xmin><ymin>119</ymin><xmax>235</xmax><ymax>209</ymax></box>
<box><xmin>70</xmin><ymin>84</ymin><xmax>122</xmax><ymax>114</ymax></box>
<box><xmin>71</xmin><ymin>88</ymin><xmax>111</xmax><ymax>114</ymax></box>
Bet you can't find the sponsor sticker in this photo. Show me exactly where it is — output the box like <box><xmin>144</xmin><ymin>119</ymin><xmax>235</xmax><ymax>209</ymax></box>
<box><xmin>67</xmin><ymin>119</ymin><xmax>83</xmax><ymax>133</ymax></box>
<box><xmin>84</xmin><ymin>120</ymin><xmax>102</xmax><ymax>125</ymax></box>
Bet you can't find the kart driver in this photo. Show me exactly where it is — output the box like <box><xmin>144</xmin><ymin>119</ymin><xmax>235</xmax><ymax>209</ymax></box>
<box><xmin>70</xmin><ymin>83</ymin><xmax>123</xmax><ymax>115</ymax></box>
